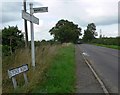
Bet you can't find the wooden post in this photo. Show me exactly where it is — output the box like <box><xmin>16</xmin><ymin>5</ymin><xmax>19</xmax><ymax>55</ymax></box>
<box><xmin>12</xmin><ymin>77</ymin><xmax>17</xmax><ymax>89</ymax></box>
<box><xmin>23</xmin><ymin>0</ymin><xmax>28</xmax><ymax>47</ymax></box>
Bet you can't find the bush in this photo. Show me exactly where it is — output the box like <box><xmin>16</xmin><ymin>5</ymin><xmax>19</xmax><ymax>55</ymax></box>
<box><xmin>2</xmin><ymin>45</ymin><xmax>11</xmax><ymax>56</ymax></box>
<box><xmin>91</xmin><ymin>37</ymin><xmax>120</xmax><ymax>46</ymax></box>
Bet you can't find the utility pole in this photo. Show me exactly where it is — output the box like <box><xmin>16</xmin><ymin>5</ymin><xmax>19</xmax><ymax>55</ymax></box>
<box><xmin>100</xmin><ymin>29</ymin><xmax>102</xmax><ymax>38</ymax></box>
<box><xmin>23</xmin><ymin>0</ymin><xmax>28</xmax><ymax>47</ymax></box>
<box><xmin>30</xmin><ymin>3</ymin><xmax>35</xmax><ymax>67</ymax></box>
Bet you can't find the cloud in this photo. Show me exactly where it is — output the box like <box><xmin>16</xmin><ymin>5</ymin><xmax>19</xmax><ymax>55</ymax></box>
<box><xmin>1</xmin><ymin>0</ymin><xmax>119</xmax><ymax>40</ymax></box>
<box><xmin>34</xmin><ymin>0</ymin><xmax>118</xmax><ymax>27</ymax></box>
<box><xmin>1</xmin><ymin>2</ymin><xmax>21</xmax><ymax>23</ymax></box>
<box><xmin>1</xmin><ymin>0</ymin><xmax>118</xmax><ymax>25</ymax></box>
<box><xmin>1</xmin><ymin>1</ymin><xmax>42</xmax><ymax>24</ymax></box>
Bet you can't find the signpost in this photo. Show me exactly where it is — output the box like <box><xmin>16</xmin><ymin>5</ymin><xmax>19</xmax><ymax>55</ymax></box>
<box><xmin>8</xmin><ymin>64</ymin><xmax>29</xmax><ymax>89</ymax></box>
<box><xmin>8</xmin><ymin>1</ymin><xmax>49</xmax><ymax>90</ymax></box>
<box><xmin>22</xmin><ymin>2</ymin><xmax>48</xmax><ymax>68</ymax></box>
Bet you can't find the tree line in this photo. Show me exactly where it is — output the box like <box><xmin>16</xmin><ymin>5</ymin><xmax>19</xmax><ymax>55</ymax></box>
<box><xmin>91</xmin><ymin>37</ymin><xmax>120</xmax><ymax>46</ymax></box>
<box><xmin>2</xmin><ymin>26</ymin><xmax>24</xmax><ymax>56</ymax></box>
<box><xmin>1</xmin><ymin>19</ymin><xmax>119</xmax><ymax>56</ymax></box>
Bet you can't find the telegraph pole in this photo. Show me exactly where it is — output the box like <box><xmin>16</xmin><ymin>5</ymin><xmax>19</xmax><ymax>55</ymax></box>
<box><xmin>23</xmin><ymin>0</ymin><xmax>28</xmax><ymax>47</ymax></box>
<box><xmin>30</xmin><ymin>3</ymin><xmax>35</xmax><ymax>67</ymax></box>
<box><xmin>100</xmin><ymin>29</ymin><xmax>102</xmax><ymax>38</ymax></box>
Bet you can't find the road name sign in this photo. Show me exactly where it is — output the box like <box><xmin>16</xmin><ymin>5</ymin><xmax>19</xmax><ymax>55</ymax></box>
<box><xmin>8</xmin><ymin>64</ymin><xmax>28</xmax><ymax>78</ymax></box>
<box><xmin>33</xmin><ymin>7</ymin><xmax>48</xmax><ymax>13</ymax></box>
<box><xmin>22</xmin><ymin>10</ymin><xmax>39</xmax><ymax>25</ymax></box>
<box><xmin>8</xmin><ymin>64</ymin><xmax>29</xmax><ymax>89</ymax></box>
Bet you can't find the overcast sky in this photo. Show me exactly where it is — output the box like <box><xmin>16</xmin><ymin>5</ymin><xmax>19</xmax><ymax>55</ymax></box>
<box><xmin>0</xmin><ymin>0</ymin><xmax>119</xmax><ymax>41</ymax></box>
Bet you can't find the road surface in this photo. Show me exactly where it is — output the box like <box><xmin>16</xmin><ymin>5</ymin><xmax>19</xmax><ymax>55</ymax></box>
<box><xmin>75</xmin><ymin>45</ymin><xmax>104</xmax><ymax>93</ymax></box>
<box><xmin>77</xmin><ymin>44</ymin><xmax>119</xmax><ymax>93</ymax></box>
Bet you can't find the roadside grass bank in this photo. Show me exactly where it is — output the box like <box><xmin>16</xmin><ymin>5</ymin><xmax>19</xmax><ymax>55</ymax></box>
<box><xmin>32</xmin><ymin>43</ymin><xmax>76</xmax><ymax>93</ymax></box>
<box><xmin>2</xmin><ymin>44</ymin><xmax>58</xmax><ymax>93</ymax></box>
<box><xmin>93</xmin><ymin>44</ymin><xmax>120</xmax><ymax>50</ymax></box>
<box><xmin>2</xmin><ymin>43</ymin><xmax>76</xmax><ymax>93</ymax></box>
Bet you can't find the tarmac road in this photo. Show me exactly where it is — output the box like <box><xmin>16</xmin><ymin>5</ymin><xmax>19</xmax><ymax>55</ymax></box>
<box><xmin>77</xmin><ymin>44</ymin><xmax>119</xmax><ymax>93</ymax></box>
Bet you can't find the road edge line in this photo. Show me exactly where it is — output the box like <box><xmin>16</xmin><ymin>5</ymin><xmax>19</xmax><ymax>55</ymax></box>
<box><xmin>82</xmin><ymin>54</ymin><xmax>110</xmax><ymax>95</ymax></box>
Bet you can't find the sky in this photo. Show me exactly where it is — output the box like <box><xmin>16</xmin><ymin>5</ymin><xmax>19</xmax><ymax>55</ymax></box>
<box><xmin>0</xmin><ymin>0</ymin><xmax>119</xmax><ymax>41</ymax></box>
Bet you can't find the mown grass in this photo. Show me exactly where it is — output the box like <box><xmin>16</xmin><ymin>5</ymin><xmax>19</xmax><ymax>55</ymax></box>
<box><xmin>32</xmin><ymin>43</ymin><xmax>76</xmax><ymax>93</ymax></box>
<box><xmin>94</xmin><ymin>44</ymin><xmax>120</xmax><ymax>50</ymax></box>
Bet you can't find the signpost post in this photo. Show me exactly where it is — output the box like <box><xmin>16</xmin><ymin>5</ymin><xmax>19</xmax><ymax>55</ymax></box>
<box><xmin>22</xmin><ymin>2</ymin><xmax>48</xmax><ymax>68</ymax></box>
<box><xmin>30</xmin><ymin>3</ymin><xmax>35</xmax><ymax>67</ymax></box>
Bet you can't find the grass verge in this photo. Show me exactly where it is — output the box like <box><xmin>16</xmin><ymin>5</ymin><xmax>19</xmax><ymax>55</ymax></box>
<box><xmin>2</xmin><ymin>44</ymin><xmax>57</xmax><ymax>93</ymax></box>
<box><xmin>32</xmin><ymin>43</ymin><xmax>76</xmax><ymax>93</ymax></box>
<box><xmin>94</xmin><ymin>44</ymin><xmax>120</xmax><ymax>50</ymax></box>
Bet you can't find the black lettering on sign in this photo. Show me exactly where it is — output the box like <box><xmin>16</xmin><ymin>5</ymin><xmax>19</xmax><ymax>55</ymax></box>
<box><xmin>8</xmin><ymin>64</ymin><xmax>29</xmax><ymax>78</ymax></box>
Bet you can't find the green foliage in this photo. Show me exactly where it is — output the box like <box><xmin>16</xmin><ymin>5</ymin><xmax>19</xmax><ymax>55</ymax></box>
<box><xmin>49</xmin><ymin>19</ymin><xmax>82</xmax><ymax>43</ymax></box>
<box><xmin>95</xmin><ymin>44</ymin><xmax>120</xmax><ymax>50</ymax></box>
<box><xmin>2</xmin><ymin>45</ymin><xmax>11</xmax><ymax>56</ymax></box>
<box><xmin>83</xmin><ymin>23</ymin><xmax>96</xmax><ymax>42</ymax></box>
<box><xmin>91</xmin><ymin>37</ymin><xmax>120</xmax><ymax>46</ymax></box>
<box><xmin>90</xmin><ymin>37</ymin><xmax>120</xmax><ymax>50</ymax></box>
<box><xmin>2</xmin><ymin>26</ymin><xmax>25</xmax><ymax>56</ymax></box>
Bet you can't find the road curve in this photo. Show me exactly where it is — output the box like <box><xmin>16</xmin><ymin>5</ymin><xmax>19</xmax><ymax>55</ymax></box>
<box><xmin>77</xmin><ymin>44</ymin><xmax>119</xmax><ymax>93</ymax></box>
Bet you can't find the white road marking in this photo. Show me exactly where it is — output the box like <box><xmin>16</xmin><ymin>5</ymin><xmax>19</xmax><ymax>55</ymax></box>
<box><xmin>82</xmin><ymin>52</ymin><xmax>89</xmax><ymax>56</ymax></box>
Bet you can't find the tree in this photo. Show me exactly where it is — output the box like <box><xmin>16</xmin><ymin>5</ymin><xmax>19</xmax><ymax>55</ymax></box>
<box><xmin>83</xmin><ymin>23</ymin><xmax>96</xmax><ymax>42</ymax></box>
<box><xmin>2</xmin><ymin>26</ymin><xmax>24</xmax><ymax>55</ymax></box>
<box><xmin>49</xmin><ymin>19</ymin><xmax>82</xmax><ymax>43</ymax></box>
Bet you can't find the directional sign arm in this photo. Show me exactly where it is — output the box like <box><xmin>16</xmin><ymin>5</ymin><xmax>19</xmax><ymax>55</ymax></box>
<box><xmin>33</xmin><ymin>7</ymin><xmax>48</xmax><ymax>13</ymax></box>
<box><xmin>22</xmin><ymin>10</ymin><xmax>39</xmax><ymax>25</ymax></box>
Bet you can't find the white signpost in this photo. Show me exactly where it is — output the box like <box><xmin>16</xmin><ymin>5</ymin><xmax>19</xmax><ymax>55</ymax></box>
<box><xmin>22</xmin><ymin>3</ymin><xmax>48</xmax><ymax>68</ymax></box>
<box><xmin>8</xmin><ymin>64</ymin><xmax>29</xmax><ymax>89</ymax></box>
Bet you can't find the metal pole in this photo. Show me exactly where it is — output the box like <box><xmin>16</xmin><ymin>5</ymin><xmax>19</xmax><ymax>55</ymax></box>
<box><xmin>30</xmin><ymin>3</ymin><xmax>36</xmax><ymax>67</ymax></box>
<box><xmin>23</xmin><ymin>0</ymin><xmax>28</xmax><ymax>47</ymax></box>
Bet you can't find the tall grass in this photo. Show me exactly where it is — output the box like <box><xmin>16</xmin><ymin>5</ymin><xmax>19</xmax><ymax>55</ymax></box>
<box><xmin>2</xmin><ymin>44</ymin><xmax>58</xmax><ymax>93</ymax></box>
